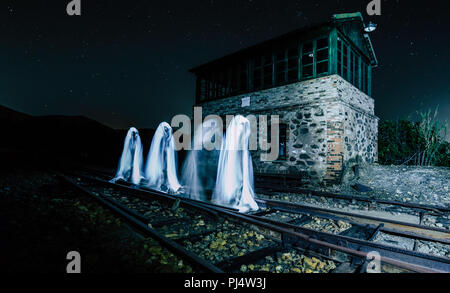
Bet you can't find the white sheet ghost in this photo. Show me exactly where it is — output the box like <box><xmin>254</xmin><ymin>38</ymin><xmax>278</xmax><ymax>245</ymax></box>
<box><xmin>111</xmin><ymin>127</ymin><xmax>144</xmax><ymax>185</ymax></box>
<box><xmin>181</xmin><ymin>119</ymin><xmax>221</xmax><ymax>201</ymax></box>
<box><xmin>212</xmin><ymin>116</ymin><xmax>259</xmax><ymax>213</ymax></box>
<box><xmin>144</xmin><ymin>122</ymin><xmax>181</xmax><ymax>193</ymax></box>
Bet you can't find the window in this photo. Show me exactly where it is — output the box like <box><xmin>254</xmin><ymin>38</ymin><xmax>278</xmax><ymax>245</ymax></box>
<box><xmin>253</xmin><ymin>56</ymin><xmax>262</xmax><ymax>90</ymax></box>
<box><xmin>337</xmin><ymin>38</ymin><xmax>342</xmax><ymax>76</ymax></box>
<box><xmin>267</xmin><ymin>123</ymin><xmax>288</xmax><ymax>161</ymax></box>
<box><xmin>342</xmin><ymin>43</ymin><xmax>348</xmax><ymax>81</ymax></box>
<box><xmin>208</xmin><ymin>78</ymin><xmax>215</xmax><ymax>100</ymax></box>
<box><xmin>225</xmin><ymin>68</ymin><xmax>232</xmax><ymax>96</ymax></box>
<box><xmin>357</xmin><ymin>57</ymin><xmax>361</xmax><ymax>90</ymax></box>
<box><xmin>316</xmin><ymin>37</ymin><xmax>329</xmax><ymax>75</ymax></box>
<box><xmin>302</xmin><ymin>42</ymin><xmax>313</xmax><ymax>78</ymax></box>
<box><xmin>278</xmin><ymin>123</ymin><xmax>287</xmax><ymax>161</ymax></box>
<box><xmin>349</xmin><ymin>50</ymin><xmax>355</xmax><ymax>85</ymax></box>
<box><xmin>240</xmin><ymin>64</ymin><xmax>248</xmax><ymax>91</ymax></box>
<box><xmin>195</xmin><ymin>33</ymin><xmax>375</xmax><ymax>102</ymax></box>
<box><xmin>362</xmin><ymin>61</ymin><xmax>370</xmax><ymax>94</ymax></box>
<box><xmin>275</xmin><ymin>50</ymin><xmax>286</xmax><ymax>85</ymax></box>
<box><xmin>361</xmin><ymin>61</ymin><xmax>366</xmax><ymax>93</ymax></box>
<box><xmin>354</xmin><ymin>54</ymin><xmax>357</xmax><ymax>86</ymax></box>
<box><xmin>231</xmin><ymin>66</ymin><xmax>239</xmax><ymax>93</ymax></box>
<box><xmin>198</xmin><ymin>78</ymin><xmax>207</xmax><ymax>102</ymax></box>
<box><xmin>337</xmin><ymin>35</ymin><xmax>369</xmax><ymax>92</ymax></box>
<box><xmin>263</xmin><ymin>53</ymin><xmax>273</xmax><ymax>87</ymax></box>
<box><xmin>366</xmin><ymin>64</ymin><xmax>370</xmax><ymax>94</ymax></box>
<box><xmin>287</xmin><ymin>47</ymin><xmax>299</xmax><ymax>82</ymax></box>
<box><xmin>217</xmin><ymin>70</ymin><xmax>227</xmax><ymax>98</ymax></box>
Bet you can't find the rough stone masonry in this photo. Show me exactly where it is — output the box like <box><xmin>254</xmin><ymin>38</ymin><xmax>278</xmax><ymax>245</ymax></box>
<box><xmin>199</xmin><ymin>74</ymin><xmax>379</xmax><ymax>185</ymax></box>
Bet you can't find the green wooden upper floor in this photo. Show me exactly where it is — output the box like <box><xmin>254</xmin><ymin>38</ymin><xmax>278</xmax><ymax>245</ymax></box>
<box><xmin>190</xmin><ymin>12</ymin><xmax>378</xmax><ymax>104</ymax></box>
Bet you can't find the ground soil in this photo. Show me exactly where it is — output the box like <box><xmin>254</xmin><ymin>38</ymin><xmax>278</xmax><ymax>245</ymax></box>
<box><xmin>0</xmin><ymin>154</ymin><xmax>191</xmax><ymax>273</ymax></box>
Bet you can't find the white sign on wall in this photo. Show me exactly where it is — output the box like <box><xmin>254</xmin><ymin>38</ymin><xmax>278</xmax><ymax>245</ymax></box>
<box><xmin>241</xmin><ymin>96</ymin><xmax>250</xmax><ymax>107</ymax></box>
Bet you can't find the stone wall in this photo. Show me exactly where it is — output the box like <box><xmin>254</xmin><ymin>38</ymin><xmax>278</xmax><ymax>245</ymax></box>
<box><xmin>196</xmin><ymin>74</ymin><xmax>378</xmax><ymax>185</ymax></box>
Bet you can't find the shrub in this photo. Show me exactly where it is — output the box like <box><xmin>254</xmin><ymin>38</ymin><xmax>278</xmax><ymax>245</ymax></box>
<box><xmin>378</xmin><ymin>108</ymin><xmax>448</xmax><ymax>167</ymax></box>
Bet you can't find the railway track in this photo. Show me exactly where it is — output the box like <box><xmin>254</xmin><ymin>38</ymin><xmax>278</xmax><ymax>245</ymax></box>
<box><xmin>61</xmin><ymin>168</ymin><xmax>450</xmax><ymax>273</ymax></box>
<box><xmin>80</xmin><ymin>167</ymin><xmax>450</xmax><ymax>246</ymax></box>
<box><xmin>253</xmin><ymin>178</ymin><xmax>450</xmax><ymax>258</ymax></box>
<box><xmin>254</xmin><ymin>175</ymin><xmax>450</xmax><ymax>214</ymax></box>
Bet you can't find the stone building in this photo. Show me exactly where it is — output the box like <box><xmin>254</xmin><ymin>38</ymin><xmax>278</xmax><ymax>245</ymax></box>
<box><xmin>189</xmin><ymin>13</ymin><xmax>379</xmax><ymax>185</ymax></box>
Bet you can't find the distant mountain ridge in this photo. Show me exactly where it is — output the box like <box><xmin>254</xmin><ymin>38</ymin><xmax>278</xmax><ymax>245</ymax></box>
<box><xmin>0</xmin><ymin>104</ymin><xmax>155</xmax><ymax>168</ymax></box>
<box><xmin>0</xmin><ymin>105</ymin><xmax>32</xmax><ymax>122</ymax></box>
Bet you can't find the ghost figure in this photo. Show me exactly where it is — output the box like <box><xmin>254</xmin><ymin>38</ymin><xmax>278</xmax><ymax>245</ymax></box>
<box><xmin>213</xmin><ymin>116</ymin><xmax>259</xmax><ymax>213</ymax></box>
<box><xmin>181</xmin><ymin>119</ymin><xmax>221</xmax><ymax>201</ymax></box>
<box><xmin>112</xmin><ymin>127</ymin><xmax>144</xmax><ymax>185</ymax></box>
<box><xmin>144</xmin><ymin>122</ymin><xmax>181</xmax><ymax>193</ymax></box>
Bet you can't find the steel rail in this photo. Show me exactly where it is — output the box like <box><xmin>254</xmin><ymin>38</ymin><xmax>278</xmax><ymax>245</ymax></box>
<box><xmin>255</xmin><ymin>181</ymin><xmax>450</xmax><ymax>214</ymax></box>
<box><xmin>256</xmin><ymin>198</ymin><xmax>450</xmax><ymax>245</ymax></box>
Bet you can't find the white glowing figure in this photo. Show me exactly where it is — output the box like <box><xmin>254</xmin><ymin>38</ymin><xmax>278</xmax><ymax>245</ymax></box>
<box><xmin>144</xmin><ymin>122</ymin><xmax>181</xmax><ymax>193</ymax></box>
<box><xmin>111</xmin><ymin>127</ymin><xmax>144</xmax><ymax>185</ymax></box>
<box><xmin>213</xmin><ymin>116</ymin><xmax>259</xmax><ymax>213</ymax></box>
<box><xmin>181</xmin><ymin>121</ymin><xmax>220</xmax><ymax>200</ymax></box>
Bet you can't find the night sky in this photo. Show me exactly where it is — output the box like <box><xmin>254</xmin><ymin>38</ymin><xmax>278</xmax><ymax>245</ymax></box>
<box><xmin>1</xmin><ymin>0</ymin><xmax>449</xmax><ymax>139</ymax></box>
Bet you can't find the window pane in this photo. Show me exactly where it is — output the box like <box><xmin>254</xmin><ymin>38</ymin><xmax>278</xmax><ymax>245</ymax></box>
<box><xmin>343</xmin><ymin>45</ymin><xmax>348</xmax><ymax>80</ymax></box>
<box><xmin>351</xmin><ymin>51</ymin><xmax>356</xmax><ymax>85</ymax></box>
<box><xmin>263</xmin><ymin>64</ymin><xmax>272</xmax><ymax>76</ymax></box>
<box><xmin>337</xmin><ymin>39</ymin><xmax>342</xmax><ymax>76</ymax></box>
<box><xmin>302</xmin><ymin>64</ymin><xmax>313</xmax><ymax>77</ymax></box>
<box><xmin>302</xmin><ymin>43</ymin><xmax>313</xmax><ymax>78</ymax></box>
<box><xmin>240</xmin><ymin>65</ymin><xmax>248</xmax><ymax>91</ymax></box>
<box><xmin>231</xmin><ymin>67</ymin><xmax>239</xmax><ymax>92</ymax></box>
<box><xmin>286</xmin><ymin>47</ymin><xmax>298</xmax><ymax>81</ymax></box>
<box><xmin>279</xmin><ymin>124</ymin><xmax>287</xmax><ymax>160</ymax></box>
<box><xmin>275</xmin><ymin>61</ymin><xmax>286</xmax><ymax>84</ymax></box>
<box><xmin>199</xmin><ymin>78</ymin><xmax>207</xmax><ymax>101</ymax></box>
<box><xmin>263</xmin><ymin>53</ymin><xmax>273</xmax><ymax>87</ymax></box>
<box><xmin>317</xmin><ymin>61</ymin><xmax>328</xmax><ymax>75</ymax></box>
<box><xmin>288</xmin><ymin>57</ymin><xmax>297</xmax><ymax>69</ymax></box>
<box><xmin>288</xmin><ymin>69</ymin><xmax>298</xmax><ymax>81</ymax></box>
<box><xmin>226</xmin><ymin>69</ymin><xmax>232</xmax><ymax>95</ymax></box>
<box><xmin>302</xmin><ymin>53</ymin><xmax>313</xmax><ymax>65</ymax></box>
<box><xmin>263</xmin><ymin>73</ymin><xmax>272</xmax><ymax>87</ymax></box>
<box><xmin>365</xmin><ymin>64</ymin><xmax>369</xmax><ymax>94</ymax></box>
<box><xmin>361</xmin><ymin>62</ymin><xmax>366</xmax><ymax>93</ymax></box>
<box><xmin>317</xmin><ymin>49</ymin><xmax>328</xmax><ymax>62</ymax></box>
<box><xmin>253</xmin><ymin>69</ymin><xmax>261</xmax><ymax>89</ymax></box>
<box><xmin>276</xmin><ymin>72</ymin><xmax>285</xmax><ymax>84</ymax></box>
<box><xmin>275</xmin><ymin>62</ymin><xmax>285</xmax><ymax>72</ymax></box>
<box><xmin>349</xmin><ymin>51</ymin><xmax>354</xmax><ymax>83</ymax></box>
<box><xmin>209</xmin><ymin>80</ymin><xmax>214</xmax><ymax>99</ymax></box>
<box><xmin>254</xmin><ymin>56</ymin><xmax>262</xmax><ymax>67</ymax></box>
